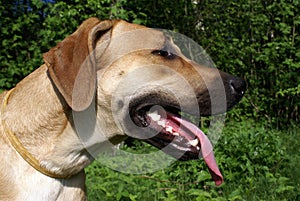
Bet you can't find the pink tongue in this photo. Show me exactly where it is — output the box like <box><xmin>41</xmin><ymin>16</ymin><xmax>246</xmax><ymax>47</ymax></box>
<box><xmin>171</xmin><ymin>116</ymin><xmax>223</xmax><ymax>186</ymax></box>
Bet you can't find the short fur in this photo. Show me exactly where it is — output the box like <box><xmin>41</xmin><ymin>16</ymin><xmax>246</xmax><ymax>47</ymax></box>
<box><xmin>0</xmin><ymin>18</ymin><xmax>245</xmax><ymax>200</ymax></box>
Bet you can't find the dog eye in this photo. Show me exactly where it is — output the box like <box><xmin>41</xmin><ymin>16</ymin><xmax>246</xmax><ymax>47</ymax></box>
<box><xmin>152</xmin><ymin>50</ymin><xmax>176</xmax><ymax>59</ymax></box>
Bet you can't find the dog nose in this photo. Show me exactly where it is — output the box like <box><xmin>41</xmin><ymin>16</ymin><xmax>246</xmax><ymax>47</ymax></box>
<box><xmin>229</xmin><ymin>77</ymin><xmax>246</xmax><ymax>97</ymax></box>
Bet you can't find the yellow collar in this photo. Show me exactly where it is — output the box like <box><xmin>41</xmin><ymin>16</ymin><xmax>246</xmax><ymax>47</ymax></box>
<box><xmin>1</xmin><ymin>89</ymin><xmax>70</xmax><ymax>179</ymax></box>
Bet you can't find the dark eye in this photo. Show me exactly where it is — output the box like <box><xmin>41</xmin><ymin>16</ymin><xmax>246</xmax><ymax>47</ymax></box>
<box><xmin>152</xmin><ymin>50</ymin><xmax>176</xmax><ymax>59</ymax></box>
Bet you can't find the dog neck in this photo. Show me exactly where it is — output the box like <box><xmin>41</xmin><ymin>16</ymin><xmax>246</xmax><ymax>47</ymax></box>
<box><xmin>1</xmin><ymin>65</ymin><xmax>104</xmax><ymax>177</ymax></box>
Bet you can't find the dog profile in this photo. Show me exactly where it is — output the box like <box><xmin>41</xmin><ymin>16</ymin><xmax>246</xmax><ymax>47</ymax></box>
<box><xmin>0</xmin><ymin>18</ymin><xmax>246</xmax><ymax>200</ymax></box>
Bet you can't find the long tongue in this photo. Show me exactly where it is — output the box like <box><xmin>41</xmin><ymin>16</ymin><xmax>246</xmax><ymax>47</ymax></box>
<box><xmin>170</xmin><ymin>115</ymin><xmax>224</xmax><ymax>186</ymax></box>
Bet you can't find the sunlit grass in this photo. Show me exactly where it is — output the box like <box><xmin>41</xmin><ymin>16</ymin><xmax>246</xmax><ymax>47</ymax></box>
<box><xmin>85</xmin><ymin>119</ymin><xmax>299</xmax><ymax>200</ymax></box>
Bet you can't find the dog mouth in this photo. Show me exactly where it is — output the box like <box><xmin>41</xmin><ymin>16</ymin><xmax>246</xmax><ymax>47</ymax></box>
<box><xmin>129</xmin><ymin>105</ymin><xmax>223</xmax><ymax>186</ymax></box>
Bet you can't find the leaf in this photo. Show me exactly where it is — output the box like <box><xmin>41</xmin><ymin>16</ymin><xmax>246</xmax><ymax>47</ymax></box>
<box><xmin>197</xmin><ymin>170</ymin><xmax>212</xmax><ymax>182</ymax></box>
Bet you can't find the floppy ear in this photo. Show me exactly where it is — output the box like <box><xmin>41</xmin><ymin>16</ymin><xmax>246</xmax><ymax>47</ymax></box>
<box><xmin>43</xmin><ymin>18</ymin><xmax>114</xmax><ymax>111</ymax></box>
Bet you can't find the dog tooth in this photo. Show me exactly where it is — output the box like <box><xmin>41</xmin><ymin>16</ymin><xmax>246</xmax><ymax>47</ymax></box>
<box><xmin>166</xmin><ymin>126</ymin><xmax>173</xmax><ymax>133</ymax></box>
<box><xmin>157</xmin><ymin>120</ymin><xmax>166</xmax><ymax>127</ymax></box>
<box><xmin>189</xmin><ymin>139</ymin><xmax>199</xmax><ymax>147</ymax></box>
<box><xmin>147</xmin><ymin>111</ymin><xmax>161</xmax><ymax>122</ymax></box>
<box><xmin>196</xmin><ymin>146</ymin><xmax>200</xmax><ymax>150</ymax></box>
<box><xmin>173</xmin><ymin>132</ymin><xmax>179</xmax><ymax>136</ymax></box>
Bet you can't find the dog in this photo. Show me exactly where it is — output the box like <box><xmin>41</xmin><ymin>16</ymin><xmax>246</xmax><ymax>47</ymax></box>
<box><xmin>0</xmin><ymin>17</ymin><xmax>246</xmax><ymax>200</ymax></box>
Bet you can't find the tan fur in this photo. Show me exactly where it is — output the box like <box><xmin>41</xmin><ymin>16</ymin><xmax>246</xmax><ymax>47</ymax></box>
<box><xmin>0</xmin><ymin>17</ymin><xmax>241</xmax><ymax>200</ymax></box>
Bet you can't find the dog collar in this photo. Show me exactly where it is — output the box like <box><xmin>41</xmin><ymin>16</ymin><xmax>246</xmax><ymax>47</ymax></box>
<box><xmin>1</xmin><ymin>88</ymin><xmax>71</xmax><ymax>179</ymax></box>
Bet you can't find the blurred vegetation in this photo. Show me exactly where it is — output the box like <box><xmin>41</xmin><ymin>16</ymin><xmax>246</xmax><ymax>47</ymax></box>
<box><xmin>0</xmin><ymin>0</ymin><xmax>299</xmax><ymax>200</ymax></box>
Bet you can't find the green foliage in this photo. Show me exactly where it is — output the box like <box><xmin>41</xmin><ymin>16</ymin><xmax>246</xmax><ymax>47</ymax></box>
<box><xmin>187</xmin><ymin>1</ymin><xmax>300</xmax><ymax>126</ymax></box>
<box><xmin>0</xmin><ymin>0</ymin><xmax>44</xmax><ymax>90</ymax></box>
<box><xmin>86</xmin><ymin>120</ymin><xmax>299</xmax><ymax>200</ymax></box>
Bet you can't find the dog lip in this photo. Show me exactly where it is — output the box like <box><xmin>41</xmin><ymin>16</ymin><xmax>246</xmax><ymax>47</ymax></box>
<box><xmin>128</xmin><ymin>95</ymin><xmax>182</xmax><ymax>127</ymax></box>
<box><xmin>140</xmin><ymin>108</ymin><xmax>202</xmax><ymax>159</ymax></box>
<box><xmin>131</xmin><ymin>106</ymin><xmax>201</xmax><ymax>158</ymax></box>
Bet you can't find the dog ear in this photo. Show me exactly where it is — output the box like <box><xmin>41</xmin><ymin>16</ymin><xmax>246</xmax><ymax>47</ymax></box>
<box><xmin>43</xmin><ymin>18</ymin><xmax>114</xmax><ymax>111</ymax></box>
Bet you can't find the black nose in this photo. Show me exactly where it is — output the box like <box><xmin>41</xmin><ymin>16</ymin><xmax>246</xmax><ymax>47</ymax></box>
<box><xmin>223</xmin><ymin>75</ymin><xmax>247</xmax><ymax>111</ymax></box>
<box><xmin>229</xmin><ymin>77</ymin><xmax>247</xmax><ymax>96</ymax></box>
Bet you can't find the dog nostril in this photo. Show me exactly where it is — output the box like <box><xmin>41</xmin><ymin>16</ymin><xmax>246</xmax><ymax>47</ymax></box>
<box><xmin>229</xmin><ymin>77</ymin><xmax>246</xmax><ymax>96</ymax></box>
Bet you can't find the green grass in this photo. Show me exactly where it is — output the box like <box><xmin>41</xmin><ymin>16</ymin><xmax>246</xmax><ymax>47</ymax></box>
<box><xmin>85</xmin><ymin>119</ymin><xmax>300</xmax><ymax>201</ymax></box>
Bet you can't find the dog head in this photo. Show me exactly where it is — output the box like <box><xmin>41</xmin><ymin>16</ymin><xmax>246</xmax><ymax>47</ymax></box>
<box><xmin>44</xmin><ymin>18</ymin><xmax>246</xmax><ymax>185</ymax></box>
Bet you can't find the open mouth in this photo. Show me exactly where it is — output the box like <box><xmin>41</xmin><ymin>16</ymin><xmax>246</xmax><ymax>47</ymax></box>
<box><xmin>130</xmin><ymin>104</ymin><xmax>223</xmax><ymax>186</ymax></box>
